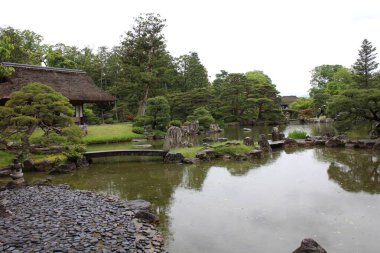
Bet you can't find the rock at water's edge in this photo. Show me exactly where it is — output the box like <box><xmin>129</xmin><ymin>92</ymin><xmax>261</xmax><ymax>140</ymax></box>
<box><xmin>292</xmin><ymin>238</ymin><xmax>327</xmax><ymax>253</ymax></box>
<box><xmin>164</xmin><ymin>152</ymin><xmax>184</xmax><ymax>163</ymax></box>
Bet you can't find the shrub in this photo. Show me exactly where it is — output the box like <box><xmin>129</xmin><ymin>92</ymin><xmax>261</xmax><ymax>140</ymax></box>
<box><xmin>300</xmin><ymin>109</ymin><xmax>314</xmax><ymax>118</ymax></box>
<box><xmin>288</xmin><ymin>130</ymin><xmax>307</xmax><ymax>139</ymax></box>
<box><xmin>84</xmin><ymin>107</ymin><xmax>101</xmax><ymax>125</ymax></box>
<box><xmin>104</xmin><ymin>118</ymin><xmax>114</xmax><ymax>124</ymax></box>
<box><xmin>146</xmin><ymin>96</ymin><xmax>171</xmax><ymax>131</ymax></box>
<box><xmin>63</xmin><ymin>144</ymin><xmax>86</xmax><ymax>162</ymax></box>
<box><xmin>62</xmin><ymin>125</ymin><xmax>84</xmax><ymax>144</ymax></box>
<box><xmin>132</xmin><ymin>126</ymin><xmax>145</xmax><ymax>134</ymax></box>
<box><xmin>187</xmin><ymin>107</ymin><xmax>215</xmax><ymax>129</ymax></box>
<box><xmin>169</xmin><ymin>120</ymin><xmax>182</xmax><ymax>127</ymax></box>
<box><xmin>133</xmin><ymin>116</ymin><xmax>152</xmax><ymax>127</ymax></box>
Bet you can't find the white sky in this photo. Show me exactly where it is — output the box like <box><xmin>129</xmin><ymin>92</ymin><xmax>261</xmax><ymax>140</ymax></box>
<box><xmin>1</xmin><ymin>0</ymin><xmax>380</xmax><ymax>96</ymax></box>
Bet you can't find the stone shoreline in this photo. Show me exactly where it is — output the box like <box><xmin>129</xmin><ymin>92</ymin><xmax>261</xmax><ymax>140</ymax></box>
<box><xmin>0</xmin><ymin>185</ymin><xmax>165</xmax><ymax>253</ymax></box>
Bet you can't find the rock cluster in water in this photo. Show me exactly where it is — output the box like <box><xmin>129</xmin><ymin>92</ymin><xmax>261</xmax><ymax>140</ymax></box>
<box><xmin>0</xmin><ymin>185</ymin><xmax>164</xmax><ymax>253</ymax></box>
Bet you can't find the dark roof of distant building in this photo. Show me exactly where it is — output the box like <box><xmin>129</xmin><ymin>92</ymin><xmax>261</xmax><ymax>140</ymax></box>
<box><xmin>0</xmin><ymin>62</ymin><xmax>116</xmax><ymax>103</ymax></box>
<box><xmin>281</xmin><ymin>95</ymin><xmax>298</xmax><ymax>105</ymax></box>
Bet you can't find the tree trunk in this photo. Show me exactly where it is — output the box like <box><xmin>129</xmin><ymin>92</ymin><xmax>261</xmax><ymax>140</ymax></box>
<box><xmin>137</xmin><ymin>83</ymin><xmax>149</xmax><ymax>116</ymax></box>
<box><xmin>19</xmin><ymin>124</ymin><xmax>37</xmax><ymax>160</ymax></box>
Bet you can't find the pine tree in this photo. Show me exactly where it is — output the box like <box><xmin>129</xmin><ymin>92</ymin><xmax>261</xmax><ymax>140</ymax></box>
<box><xmin>353</xmin><ymin>39</ymin><xmax>379</xmax><ymax>88</ymax></box>
<box><xmin>120</xmin><ymin>13</ymin><xmax>172</xmax><ymax>116</ymax></box>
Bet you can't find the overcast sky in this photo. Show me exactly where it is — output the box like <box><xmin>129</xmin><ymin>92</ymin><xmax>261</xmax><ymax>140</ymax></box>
<box><xmin>2</xmin><ymin>0</ymin><xmax>380</xmax><ymax>96</ymax></box>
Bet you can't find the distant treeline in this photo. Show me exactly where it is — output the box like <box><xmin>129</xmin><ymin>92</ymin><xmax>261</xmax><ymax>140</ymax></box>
<box><xmin>0</xmin><ymin>13</ymin><xmax>284</xmax><ymax>126</ymax></box>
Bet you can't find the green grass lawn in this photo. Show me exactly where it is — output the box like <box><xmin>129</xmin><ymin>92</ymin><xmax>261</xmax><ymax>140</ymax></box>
<box><xmin>30</xmin><ymin>123</ymin><xmax>144</xmax><ymax>145</ymax></box>
<box><xmin>83</xmin><ymin>123</ymin><xmax>144</xmax><ymax>144</ymax></box>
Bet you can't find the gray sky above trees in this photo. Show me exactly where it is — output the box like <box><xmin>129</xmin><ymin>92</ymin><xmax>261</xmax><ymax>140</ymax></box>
<box><xmin>1</xmin><ymin>0</ymin><xmax>380</xmax><ymax>96</ymax></box>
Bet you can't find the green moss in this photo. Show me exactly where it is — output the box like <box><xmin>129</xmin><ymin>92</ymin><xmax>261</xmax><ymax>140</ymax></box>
<box><xmin>172</xmin><ymin>141</ymin><xmax>256</xmax><ymax>158</ymax></box>
<box><xmin>213</xmin><ymin>143</ymin><xmax>253</xmax><ymax>154</ymax></box>
<box><xmin>172</xmin><ymin>146</ymin><xmax>203</xmax><ymax>158</ymax></box>
<box><xmin>32</xmin><ymin>153</ymin><xmax>67</xmax><ymax>163</ymax></box>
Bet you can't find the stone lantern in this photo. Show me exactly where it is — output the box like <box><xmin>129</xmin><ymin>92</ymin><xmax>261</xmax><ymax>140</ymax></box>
<box><xmin>9</xmin><ymin>159</ymin><xmax>24</xmax><ymax>184</ymax></box>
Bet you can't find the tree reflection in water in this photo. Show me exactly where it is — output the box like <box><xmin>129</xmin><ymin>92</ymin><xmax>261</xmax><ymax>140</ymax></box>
<box><xmin>315</xmin><ymin>148</ymin><xmax>380</xmax><ymax>194</ymax></box>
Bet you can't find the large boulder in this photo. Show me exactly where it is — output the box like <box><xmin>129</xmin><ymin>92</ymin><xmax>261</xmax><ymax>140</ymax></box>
<box><xmin>209</xmin><ymin>123</ymin><xmax>222</xmax><ymax>133</ymax></box>
<box><xmin>292</xmin><ymin>238</ymin><xmax>327</xmax><ymax>253</ymax></box>
<box><xmin>181</xmin><ymin>120</ymin><xmax>200</xmax><ymax>135</ymax></box>
<box><xmin>258</xmin><ymin>134</ymin><xmax>272</xmax><ymax>152</ymax></box>
<box><xmin>284</xmin><ymin>138</ymin><xmax>298</xmax><ymax>148</ymax></box>
<box><xmin>49</xmin><ymin>162</ymin><xmax>76</xmax><ymax>174</ymax></box>
<box><xmin>75</xmin><ymin>157</ymin><xmax>89</xmax><ymax>168</ymax></box>
<box><xmin>196</xmin><ymin>149</ymin><xmax>216</xmax><ymax>160</ymax></box>
<box><xmin>164</xmin><ymin>152</ymin><xmax>184</xmax><ymax>163</ymax></box>
<box><xmin>23</xmin><ymin>159</ymin><xmax>34</xmax><ymax>172</ymax></box>
<box><xmin>345</xmin><ymin>140</ymin><xmax>359</xmax><ymax>149</ymax></box>
<box><xmin>183</xmin><ymin>158</ymin><xmax>200</xmax><ymax>164</ymax></box>
<box><xmin>134</xmin><ymin>210</ymin><xmax>159</xmax><ymax>224</ymax></box>
<box><xmin>248</xmin><ymin>150</ymin><xmax>262</xmax><ymax>159</ymax></box>
<box><xmin>357</xmin><ymin>139</ymin><xmax>376</xmax><ymax>149</ymax></box>
<box><xmin>325</xmin><ymin>137</ymin><xmax>345</xmax><ymax>148</ymax></box>
<box><xmin>243</xmin><ymin>137</ymin><xmax>253</xmax><ymax>146</ymax></box>
<box><xmin>163</xmin><ymin>126</ymin><xmax>183</xmax><ymax>150</ymax></box>
<box><xmin>271</xmin><ymin>126</ymin><xmax>280</xmax><ymax>141</ymax></box>
<box><xmin>125</xmin><ymin>199</ymin><xmax>152</xmax><ymax>211</ymax></box>
<box><xmin>34</xmin><ymin>160</ymin><xmax>54</xmax><ymax>172</ymax></box>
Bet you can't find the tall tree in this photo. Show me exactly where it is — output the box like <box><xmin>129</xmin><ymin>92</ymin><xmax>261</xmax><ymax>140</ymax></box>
<box><xmin>352</xmin><ymin>39</ymin><xmax>379</xmax><ymax>88</ymax></box>
<box><xmin>0</xmin><ymin>26</ymin><xmax>44</xmax><ymax>65</ymax></box>
<box><xmin>0</xmin><ymin>35</ymin><xmax>14</xmax><ymax>78</ymax></box>
<box><xmin>44</xmin><ymin>43</ymin><xmax>79</xmax><ymax>69</ymax></box>
<box><xmin>246</xmin><ymin>71</ymin><xmax>282</xmax><ymax>122</ymax></box>
<box><xmin>176</xmin><ymin>52</ymin><xmax>209</xmax><ymax>91</ymax></box>
<box><xmin>120</xmin><ymin>13</ymin><xmax>171</xmax><ymax>116</ymax></box>
<box><xmin>309</xmin><ymin>65</ymin><xmax>353</xmax><ymax>111</ymax></box>
<box><xmin>168</xmin><ymin>87</ymin><xmax>213</xmax><ymax>120</ymax></box>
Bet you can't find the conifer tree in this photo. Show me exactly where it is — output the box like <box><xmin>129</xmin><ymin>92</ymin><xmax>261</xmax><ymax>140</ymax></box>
<box><xmin>353</xmin><ymin>39</ymin><xmax>379</xmax><ymax>88</ymax></box>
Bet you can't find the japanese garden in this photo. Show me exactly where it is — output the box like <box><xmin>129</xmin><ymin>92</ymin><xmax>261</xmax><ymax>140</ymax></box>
<box><xmin>0</xmin><ymin>13</ymin><xmax>380</xmax><ymax>253</ymax></box>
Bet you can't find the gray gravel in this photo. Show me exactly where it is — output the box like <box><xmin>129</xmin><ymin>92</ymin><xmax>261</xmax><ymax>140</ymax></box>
<box><xmin>0</xmin><ymin>185</ymin><xmax>165</xmax><ymax>253</ymax></box>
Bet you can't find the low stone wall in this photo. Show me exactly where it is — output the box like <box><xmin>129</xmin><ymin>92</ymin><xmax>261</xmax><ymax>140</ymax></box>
<box><xmin>0</xmin><ymin>185</ymin><xmax>164</xmax><ymax>252</ymax></box>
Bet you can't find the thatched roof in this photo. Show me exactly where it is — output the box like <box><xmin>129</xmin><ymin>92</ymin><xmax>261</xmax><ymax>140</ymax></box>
<box><xmin>0</xmin><ymin>62</ymin><xmax>116</xmax><ymax>104</ymax></box>
<box><xmin>281</xmin><ymin>95</ymin><xmax>298</xmax><ymax>106</ymax></box>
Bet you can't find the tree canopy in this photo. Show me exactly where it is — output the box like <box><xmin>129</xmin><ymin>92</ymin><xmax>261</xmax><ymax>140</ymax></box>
<box><xmin>0</xmin><ymin>16</ymin><xmax>287</xmax><ymax>129</ymax></box>
<box><xmin>352</xmin><ymin>39</ymin><xmax>379</xmax><ymax>88</ymax></box>
<box><xmin>0</xmin><ymin>83</ymin><xmax>75</xmax><ymax>157</ymax></box>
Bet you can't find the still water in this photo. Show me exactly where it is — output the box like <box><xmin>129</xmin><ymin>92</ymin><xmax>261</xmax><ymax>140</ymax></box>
<box><xmin>21</xmin><ymin>124</ymin><xmax>380</xmax><ymax>252</ymax></box>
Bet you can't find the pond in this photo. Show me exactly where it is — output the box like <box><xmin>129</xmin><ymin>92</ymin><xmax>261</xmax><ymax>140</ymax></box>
<box><xmin>8</xmin><ymin>124</ymin><xmax>380</xmax><ymax>252</ymax></box>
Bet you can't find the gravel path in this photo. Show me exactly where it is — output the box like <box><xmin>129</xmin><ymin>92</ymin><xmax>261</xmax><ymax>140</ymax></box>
<box><xmin>0</xmin><ymin>185</ymin><xmax>165</xmax><ymax>253</ymax></box>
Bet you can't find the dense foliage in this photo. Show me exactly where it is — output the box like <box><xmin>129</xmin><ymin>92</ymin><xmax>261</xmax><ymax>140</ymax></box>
<box><xmin>0</xmin><ymin>83</ymin><xmax>77</xmax><ymax>157</ymax></box>
<box><xmin>0</xmin><ymin>14</ymin><xmax>285</xmax><ymax>129</ymax></box>
<box><xmin>303</xmin><ymin>39</ymin><xmax>380</xmax><ymax>136</ymax></box>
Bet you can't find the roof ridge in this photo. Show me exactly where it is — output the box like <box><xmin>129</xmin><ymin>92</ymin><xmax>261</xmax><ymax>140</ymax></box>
<box><xmin>1</xmin><ymin>62</ymin><xmax>86</xmax><ymax>74</ymax></box>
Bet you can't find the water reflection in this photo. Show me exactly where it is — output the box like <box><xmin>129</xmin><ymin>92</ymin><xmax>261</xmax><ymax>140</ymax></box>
<box><xmin>315</xmin><ymin>148</ymin><xmax>380</xmax><ymax>194</ymax></box>
<box><xmin>20</xmin><ymin>148</ymin><xmax>380</xmax><ymax>252</ymax></box>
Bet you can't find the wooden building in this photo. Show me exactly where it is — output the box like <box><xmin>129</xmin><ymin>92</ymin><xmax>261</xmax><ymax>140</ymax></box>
<box><xmin>0</xmin><ymin>62</ymin><xmax>116</xmax><ymax>124</ymax></box>
<box><xmin>280</xmin><ymin>95</ymin><xmax>298</xmax><ymax>109</ymax></box>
